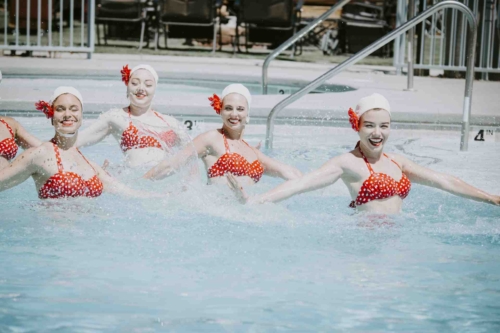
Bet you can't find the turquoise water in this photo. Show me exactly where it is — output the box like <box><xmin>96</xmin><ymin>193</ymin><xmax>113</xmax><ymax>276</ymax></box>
<box><xmin>1</xmin><ymin>118</ymin><xmax>499</xmax><ymax>332</ymax></box>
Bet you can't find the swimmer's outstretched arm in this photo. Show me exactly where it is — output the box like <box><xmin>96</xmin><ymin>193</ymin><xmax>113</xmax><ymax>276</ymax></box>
<box><xmin>6</xmin><ymin>117</ymin><xmax>43</xmax><ymax>149</ymax></box>
<box><xmin>91</xmin><ymin>162</ymin><xmax>162</xmax><ymax>198</ymax></box>
<box><xmin>143</xmin><ymin>147</ymin><xmax>195</xmax><ymax>180</ymax></box>
<box><xmin>230</xmin><ymin>156</ymin><xmax>344</xmax><ymax>204</ymax></box>
<box><xmin>253</xmin><ymin>148</ymin><xmax>303</xmax><ymax>180</ymax></box>
<box><xmin>76</xmin><ymin>114</ymin><xmax>112</xmax><ymax>148</ymax></box>
<box><xmin>0</xmin><ymin>146</ymin><xmax>44</xmax><ymax>191</ymax></box>
<box><xmin>399</xmin><ymin>155</ymin><xmax>500</xmax><ymax>206</ymax></box>
<box><xmin>143</xmin><ymin>132</ymin><xmax>210</xmax><ymax>180</ymax></box>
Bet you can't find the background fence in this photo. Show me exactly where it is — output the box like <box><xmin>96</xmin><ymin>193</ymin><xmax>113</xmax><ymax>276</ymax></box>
<box><xmin>1</xmin><ymin>0</ymin><xmax>498</xmax><ymax>74</ymax></box>
<box><xmin>0</xmin><ymin>0</ymin><xmax>95</xmax><ymax>57</ymax></box>
<box><xmin>393</xmin><ymin>0</ymin><xmax>500</xmax><ymax>79</ymax></box>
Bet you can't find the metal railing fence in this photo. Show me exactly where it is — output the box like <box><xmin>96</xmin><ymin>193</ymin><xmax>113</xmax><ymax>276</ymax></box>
<box><xmin>394</xmin><ymin>0</ymin><xmax>499</xmax><ymax>79</ymax></box>
<box><xmin>1</xmin><ymin>0</ymin><xmax>95</xmax><ymax>57</ymax></box>
<box><xmin>265</xmin><ymin>0</ymin><xmax>477</xmax><ymax>151</ymax></box>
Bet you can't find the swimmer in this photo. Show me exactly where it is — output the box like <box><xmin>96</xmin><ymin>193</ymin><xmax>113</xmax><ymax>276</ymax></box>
<box><xmin>144</xmin><ymin>84</ymin><xmax>302</xmax><ymax>186</ymax></box>
<box><xmin>0</xmin><ymin>69</ymin><xmax>42</xmax><ymax>169</ymax></box>
<box><xmin>76</xmin><ymin>64</ymin><xmax>187</xmax><ymax>167</ymax></box>
<box><xmin>0</xmin><ymin>116</ymin><xmax>42</xmax><ymax>170</ymax></box>
<box><xmin>0</xmin><ymin>87</ymin><xmax>156</xmax><ymax>199</ymax></box>
<box><xmin>228</xmin><ymin>93</ymin><xmax>500</xmax><ymax>214</ymax></box>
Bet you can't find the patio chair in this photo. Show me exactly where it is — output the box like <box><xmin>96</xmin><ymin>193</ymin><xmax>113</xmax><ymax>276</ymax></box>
<box><xmin>95</xmin><ymin>0</ymin><xmax>149</xmax><ymax>50</ymax></box>
<box><xmin>235</xmin><ymin>0</ymin><xmax>303</xmax><ymax>54</ymax></box>
<box><xmin>155</xmin><ymin>0</ymin><xmax>220</xmax><ymax>53</ymax></box>
<box><xmin>338</xmin><ymin>2</ymin><xmax>390</xmax><ymax>56</ymax></box>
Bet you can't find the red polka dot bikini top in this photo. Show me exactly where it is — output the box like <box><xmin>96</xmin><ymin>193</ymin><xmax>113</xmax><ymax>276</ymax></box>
<box><xmin>120</xmin><ymin>109</ymin><xmax>178</xmax><ymax>152</ymax></box>
<box><xmin>0</xmin><ymin>119</ymin><xmax>18</xmax><ymax>161</ymax></box>
<box><xmin>207</xmin><ymin>129</ymin><xmax>264</xmax><ymax>183</ymax></box>
<box><xmin>38</xmin><ymin>142</ymin><xmax>104</xmax><ymax>199</ymax></box>
<box><xmin>350</xmin><ymin>144</ymin><xmax>411</xmax><ymax>208</ymax></box>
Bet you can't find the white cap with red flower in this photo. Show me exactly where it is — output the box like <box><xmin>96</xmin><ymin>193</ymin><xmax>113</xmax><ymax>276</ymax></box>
<box><xmin>35</xmin><ymin>86</ymin><xmax>83</xmax><ymax>119</ymax></box>
<box><xmin>348</xmin><ymin>93</ymin><xmax>391</xmax><ymax>132</ymax></box>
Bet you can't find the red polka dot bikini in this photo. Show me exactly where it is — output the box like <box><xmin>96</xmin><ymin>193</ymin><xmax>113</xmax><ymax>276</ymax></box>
<box><xmin>347</xmin><ymin>94</ymin><xmax>411</xmax><ymax>208</ymax></box>
<box><xmin>207</xmin><ymin>129</ymin><xmax>264</xmax><ymax>183</ymax></box>
<box><xmin>0</xmin><ymin>119</ymin><xmax>18</xmax><ymax>161</ymax></box>
<box><xmin>38</xmin><ymin>141</ymin><xmax>104</xmax><ymax>199</ymax></box>
<box><xmin>120</xmin><ymin>108</ymin><xmax>178</xmax><ymax>152</ymax></box>
<box><xmin>350</xmin><ymin>143</ymin><xmax>411</xmax><ymax>208</ymax></box>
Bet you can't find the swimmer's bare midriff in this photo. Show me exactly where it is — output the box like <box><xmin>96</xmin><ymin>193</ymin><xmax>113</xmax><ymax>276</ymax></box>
<box><xmin>354</xmin><ymin>196</ymin><xmax>403</xmax><ymax>214</ymax></box>
<box><xmin>208</xmin><ymin>174</ymin><xmax>256</xmax><ymax>187</ymax></box>
<box><xmin>125</xmin><ymin>147</ymin><xmax>167</xmax><ymax>168</ymax></box>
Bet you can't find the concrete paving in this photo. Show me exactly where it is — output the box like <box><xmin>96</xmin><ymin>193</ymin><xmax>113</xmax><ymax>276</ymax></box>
<box><xmin>1</xmin><ymin>53</ymin><xmax>499</xmax><ymax>127</ymax></box>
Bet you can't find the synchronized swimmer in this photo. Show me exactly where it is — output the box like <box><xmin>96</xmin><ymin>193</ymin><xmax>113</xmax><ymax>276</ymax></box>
<box><xmin>76</xmin><ymin>64</ymin><xmax>187</xmax><ymax>167</ymax></box>
<box><xmin>0</xmin><ymin>64</ymin><xmax>498</xmax><ymax>214</ymax></box>
<box><xmin>0</xmin><ymin>86</ymin><xmax>157</xmax><ymax>199</ymax></box>
<box><xmin>144</xmin><ymin>83</ymin><xmax>302</xmax><ymax>187</ymax></box>
<box><xmin>228</xmin><ymin>93</ymin><xmax>500</xmax><ymax>214</ymax></box>
<box><xmin>0</xmin><ymin>116</ymin><xmax>41</xmax><ymax>170</ymax></box>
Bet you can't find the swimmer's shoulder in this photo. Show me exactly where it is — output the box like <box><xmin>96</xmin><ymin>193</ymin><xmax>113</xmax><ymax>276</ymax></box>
<box><xmin>193</xmin><ymin>129</ymin><xmax>220</xmax><ymax>151</ymax></box>
<box><xmin>336</xmin><ymin>150</ymin><xmax>360</xmax><ymax>165</ymax></box>
<box><xmin>96</xmin><ymin>108</ymin><xmax>128</xmax><ymax>125</ymax></box>
<box><xmin>99</xmin><ymin>108</ymin><xmax>127</xmax><ymax>119</ymax></box>
<box><xmin>0</xmin><ymin>116</ymin><xmax>19</xmax><ymax>130</ymax></box>
<box><xmin>155</xmin><ymin>112</ymin><xmax>180</xmax><ymax>127</ymax></box>
<box><xmin>35</xmin><ymin>142</ymin><xmax>55</xmax><ymax>153</ymax></box>
<box><xmin>384</xmin><ymin>152</ymin><xmax>411</xmax><ymax>168</ymax></box>
<box><xmin>195</xmin><ymin>129</ymin><xmax>220</xmax><ymax>142</ymax></box>
<box><xmin>325</xmin><ymin>151</ymin><xmax>363</xmax><ymax>176</ymax></box>
<box><xmin>17</xmin><ymin>142</ymin><xmax>53</xmax><ymax>164</ymax></box>
<box><xmin>0</xmin><ymin>116</ymin><xmax>16</xmax><ymax>123</ymax></box>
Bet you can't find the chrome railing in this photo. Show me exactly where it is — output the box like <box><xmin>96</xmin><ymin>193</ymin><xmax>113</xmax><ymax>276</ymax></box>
<box><xmin>406</xmin><ymin>0</ymin><xmax>416</xmax><ymax>90</ymax></box>
<box><xmin>261</xmin><ymin>0</ymin><xmax>351</xmax><ymax>95</ymax></box>
<box><xmin>265</xmin><ymin>0</ymin><xmax>477</xmax><ymax>152</ymax></box>
<box><xmin>1</xmin><ymin>0</ymin><xmax>95</xmax><ymax>58</ymax></box>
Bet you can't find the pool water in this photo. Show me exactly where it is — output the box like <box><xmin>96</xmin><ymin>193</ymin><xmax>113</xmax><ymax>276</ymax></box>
<box><xmin>0</xmin><ymin>118</ymin><xmax>499</xmax><ymax>332</ymax></box>
<box><xmin>3</xmin><ymin>75</ymin><xmax>356</xmax><ymax>96</ymax></box>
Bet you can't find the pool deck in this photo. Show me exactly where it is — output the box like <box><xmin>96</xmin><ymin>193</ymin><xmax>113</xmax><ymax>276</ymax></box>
<box><xmin>1</xmin><ymin>53</ymin><xmax>499</xmax><ymax>127</ymax></box>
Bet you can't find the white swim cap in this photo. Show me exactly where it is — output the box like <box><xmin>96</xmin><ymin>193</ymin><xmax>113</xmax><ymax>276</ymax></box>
<box><xmin>130</xmin><ymin>64</ymin><xmax>159</xmax><ymax>84</ymax></box>
<box><xmin>355</xmin><ymin>93</ymin><xmax>391</xmax><ymax>117</ymax></box>
<box><xmin>51</xmin><ymin>86</ymin><xmax>83</xmax><ymax>108</ymax></box>
<box><xmin>221</xmin><ymin>84</ymin><xmax>252</xmax><ymax>108</ymax></box>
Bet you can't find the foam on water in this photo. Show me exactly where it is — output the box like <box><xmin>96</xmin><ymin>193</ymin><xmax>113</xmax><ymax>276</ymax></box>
<box><xmin>0</xmin><ymin>117</ymin><xmax>499</xmax><ymax>332</ymax></box>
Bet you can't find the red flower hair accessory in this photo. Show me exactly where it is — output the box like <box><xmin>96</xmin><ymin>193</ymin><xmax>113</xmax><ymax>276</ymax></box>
<box><xmin>348</xmin><ymin>108</ymin><xmax>359</xmax><ymax>132</ymax></box>
<box><xmin>121</xmin><ymin>65</ymin><xmax>131</xmax><ymax>86</ymax></box>
<box><xmin>35</xmin><ymin>100</ymin><xmax>54</xmax><ymax>119</ymax></box>
<box><xmin>208</xmin><ymin>94</ymin><xmax>222</xmax><ymax>114</ymax></box>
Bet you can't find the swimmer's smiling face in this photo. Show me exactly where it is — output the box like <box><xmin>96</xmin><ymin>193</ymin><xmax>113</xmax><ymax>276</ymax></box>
<box><xmin>221</xmin><ymin>93</ymin><xmax>249</xmax><ymax>131</ymax></box>
<box><xmin>127</xmin><ymin>69</ymin><xmax>156</xmax><ymax>107</ymax></box>
<box><xmin>358</xmin><ymin>108</ymin><xmax>391</xmax><ymax>152</ymax></box>
<box><xmin>52</xmin><ymin>93</ymin><xmax>82</xmax><ymax>135</ymax></box>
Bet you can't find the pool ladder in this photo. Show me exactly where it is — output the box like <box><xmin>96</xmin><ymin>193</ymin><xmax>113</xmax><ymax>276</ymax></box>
<box><xmin>263</xmin><ymin>0</ymin><xmax>477</xmax><ymax>152</ymax></box>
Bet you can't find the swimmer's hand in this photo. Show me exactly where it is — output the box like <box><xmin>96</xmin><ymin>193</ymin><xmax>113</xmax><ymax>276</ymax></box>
<box><xmin>102</xmin><ymin>159</ymin><xmax>110</xmax><ymax>171</ymax></box>
<box><xmin>143</xmin><ymin>160</ymin><xmax>171</xmax><ymax>180</ymax></box>
<box><xmin>227</xmin><ymin>174</ymin><xmax>249</xmax><ymax>204</ymax></box>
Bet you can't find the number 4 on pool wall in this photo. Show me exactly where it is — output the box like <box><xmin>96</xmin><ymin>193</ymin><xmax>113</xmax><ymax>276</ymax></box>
<box><xmin>474</xmin><ymin>130</ymin><xmax>485</xmax><ymax>141</ymax></box>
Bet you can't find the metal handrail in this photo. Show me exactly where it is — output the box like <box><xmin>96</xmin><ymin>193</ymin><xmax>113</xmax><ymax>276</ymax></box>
<box><xmin>262</xmin><ymin>0</ymin><xmax>352</xmax><ymax>94</ymax></box>
<box><xmin>406</xmin><ymin>0</ymin><xmax>415</xmax><ymax>90</ymax></box>
<box><xmin>265</xmin><ymin>0</ymin><xmax>477</xmax><ymax>151</ymax></box>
